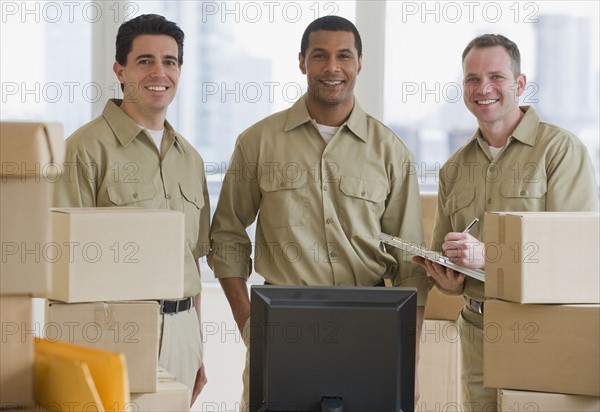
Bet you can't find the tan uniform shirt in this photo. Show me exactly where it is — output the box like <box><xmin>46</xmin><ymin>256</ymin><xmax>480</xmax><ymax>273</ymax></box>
<box><xmin>53</xmin><ymin>99</ymin><xmax>211</xmax><ymax>296</ymax></box>
<box><xmin>432</xmin><ymin>106</ymin><xmax>599</xmax><ymax>303</ymax></box>
<box><xmin>209</xmin><ymin>95</ymin><xmax>429</xmax><ymax>305</ymax></box>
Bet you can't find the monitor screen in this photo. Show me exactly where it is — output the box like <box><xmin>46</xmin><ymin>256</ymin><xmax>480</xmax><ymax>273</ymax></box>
<box><xmin>249</xmin><ymin>286</ymin><xmax>417</xmax><ymax>412</ymax></box>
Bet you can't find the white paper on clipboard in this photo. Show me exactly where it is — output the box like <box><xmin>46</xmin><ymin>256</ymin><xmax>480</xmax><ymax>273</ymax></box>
<box><xmin>379</xmin><ymin>233</ymin><xmax>485</xmax><ymax>282</ymax></box>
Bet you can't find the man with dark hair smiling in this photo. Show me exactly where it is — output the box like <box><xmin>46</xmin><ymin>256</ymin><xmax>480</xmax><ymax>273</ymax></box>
<box><xmin>209</xmin><ymin>15</ymin><xmax>428</xmax><ymax>410</ymax></box>
<box><xmin>416</xmin><ymin>34</ymin><xmax>598</xmax><ymax>411</ymax></box>
<box><xmin>54</xmin><ymin>14</ymin><xmax>210</xmax><ymax>405</ymax></box>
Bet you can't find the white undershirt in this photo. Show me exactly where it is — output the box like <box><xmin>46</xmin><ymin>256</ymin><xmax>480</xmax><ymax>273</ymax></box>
<box><xmin>316</xmin><ymin>123</ymin><xmax>340</xmax><ymax>144</ymax></box>
<box><xmin>142</xmin><ymin>126</ymin><xmax>164</xmax><ymax>150</ymax></box>
<box><xmin>489</xmin><ymin>145</ymin><xmax>503</xmax><ymax>159</ymax></box>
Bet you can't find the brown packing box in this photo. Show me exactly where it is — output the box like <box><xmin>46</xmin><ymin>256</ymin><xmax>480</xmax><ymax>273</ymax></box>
<box><xmin>50</xmin><ymin>208</ymin><xmax>184</xmax><ymax>303</ymax></box>
<box><xmin>421</xmin><ymin>192</ymin><xmax>465</xmax><ymax>321</ymax></box>
<box><xmin>417</xmin><ymin>320</ymin><xmax>462</xmax><ymax>411</ymax></box>
<box><xmin>0</xmin><ymin>122</ymin><xmax>64</xmax><ymax>176</ymax></box>
<box><xmin>484</xmin><ymin>212</ymin><xmax>600</xmax><ymax>303</ymax></box>
<box><xmin>0</xmin><ymin>296</ymin><xmax>34</xmax><ymax>408</ymax></box>
<box><xmin>130</xmin><ymin>368</ymin><xmax>190</xmax><ymax>411</ymax></box>
<box><xmin>420</xmin><ymin>192</ymin><xmax>437</xmax><ymax>248</ymax></box>
<box><xmin>46</xmin><ymin>300</ymin><xmax>160</xmax><ymax>393</ymax></box>
<box><xmin>498</xmin><ymin>389</ymin><xmax>600</xmax><ymax>412</ymax></box>
<box><xmin>424</xmin><ymin>286</ymin><xmax>465</xmax><ymax>321</ymax></box>
<box><xmin>483</xmin><ymin>300</ymin><xmax>600</xmax><ymax>396</ymax></box>
<box><xmin>0</xmin><ymin>122</ymin><xmax>64</xmax><ymax>296</ymax></box>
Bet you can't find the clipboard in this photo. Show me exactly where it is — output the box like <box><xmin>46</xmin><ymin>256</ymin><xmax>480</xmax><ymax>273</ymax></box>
<box><xmin>379</xmin><ymin>233</ymin><xmax>485</xmax><ymax>282</ymax></box>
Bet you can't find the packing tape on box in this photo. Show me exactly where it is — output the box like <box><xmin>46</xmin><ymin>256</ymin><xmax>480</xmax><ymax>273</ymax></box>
<box><xmin>94</xmin><ymin>303</ymin><xmax>115</xmax><ymax>329</ymax></box>
<box><xmin>498</xmin><ymin>214</ymin><xmax>506</xmax><ymax>244</ymax></box>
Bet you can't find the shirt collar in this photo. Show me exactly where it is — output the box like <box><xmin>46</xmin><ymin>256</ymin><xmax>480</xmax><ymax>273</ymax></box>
<box><xmin>102</xmin><ymin>99</ymin><xmax>186</xmax><ymax>153</ymax></box>
<box><xmin>509</xmin><ymin>106</ymin><xmax>539</xmax><ymax>147</ymax></box>
<box><xmin>472</xmin><ymin>105</ymin><xmax>540</xmax><ymax>151</ymax></box>
<box><xmin>284</xmin><ymin>94</ymin><xmax>368</xmax><ymax>143</ymax></box>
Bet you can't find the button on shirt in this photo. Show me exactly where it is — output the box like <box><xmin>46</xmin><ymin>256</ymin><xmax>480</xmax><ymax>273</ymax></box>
<box><xmin>432</xmin><ymin>106</ymin><xmax>599</xmax><ymax>303</ymax></box>
<box><xmin>53</xmin><ymin>99</ymin><xmax>211</xmax><ymax>296</ymax></box>
<box><xmin>209</xmin><ymin>95</ymin><xmax>429</xmax><ymax>305</ymax></box>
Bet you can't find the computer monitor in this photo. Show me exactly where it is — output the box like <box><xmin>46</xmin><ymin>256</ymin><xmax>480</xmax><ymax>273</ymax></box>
<box><xmin>249</xmin><ymin>286</ymin><xmax>417</xmax><ymax>412</ymax></box>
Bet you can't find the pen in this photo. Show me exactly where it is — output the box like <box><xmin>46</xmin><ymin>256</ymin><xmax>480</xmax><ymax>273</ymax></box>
<box><xmin>462</xmin><ymin>218</ymin><xmax>479</xmax><ymax>234</ymax></box>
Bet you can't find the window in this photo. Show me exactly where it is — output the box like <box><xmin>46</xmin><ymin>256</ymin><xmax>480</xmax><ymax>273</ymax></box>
<box><xmin>1</xmin><ymin>0</ymin><xmax>93</xmax><ymax>134</ymax></box>
<box><xmin>384</xmin><ymin>0</ymin><xmax>600</xmax><ymax>191</ymax></box>
<box><xmin>1</xmin><ymin>0</ymin><xmax>356</xmax><ymax>280</ymax></box>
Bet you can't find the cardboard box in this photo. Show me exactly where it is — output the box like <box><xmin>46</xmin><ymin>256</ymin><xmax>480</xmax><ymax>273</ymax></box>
<box><xmin>46</xmin><ymin>300</ymin><xmax>160</xmax><ymax>393</ymax></box>
<box><xmin>1</xmin><ymin>122</ymin><xmax>63</xmax><ymax>296</ymax></box>
<box><xmin>0</xmin><ymin>122</ymin><xmax>64</xmax><ymax>179</ymax></box>
<box><xmin>1</xmin><ymin>179</ymin><xmax>51</xmax><ymax>295</ymax></box>
<box><xmin>50</xmin><ymin>208</ymin><xmax>184</xmax><ymax>302</ymax></box>
<box><xmin>421</xmin><ymin>192</ymin><xmax>466</xmax><ymax>320</ymax></box>
<box><xmin>420</xmin><ymin>192</ymin><xmax>437</xmax><ymax>248</ymax></box>
<box><xmin>417</xmin><ymin>320</ymin><xmax>462</xmax><ymax>411</ymax></box>
<box><xmin>0</xmin><ymin>296</ymin><xmax>34</xmax><ymax>408</ymax></box>
<box><xmin>484</xmin><ymin>212</ymin><xmax>600</xmax><ymax>303</ymax></box>
<box><xmin>498</xmin><ymin>389</ymin><xmax>600</xmax><ymax>412</ymax></box>
<box><xmin>130</xmin><ymin>368</ymin><xmax>189</xmax><ymax>411</ymax></box>
<box><xmin>484</xmin><ymin>300</ymin><xmax>600</xmax><ymax>396</ymax></box>
<box><xmin>424</xmin><ymin>286</ymin><xmax>465</xmax><ymax>321</ymax></box>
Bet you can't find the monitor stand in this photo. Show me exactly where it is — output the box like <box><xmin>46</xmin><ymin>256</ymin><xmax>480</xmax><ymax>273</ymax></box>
<box><xmin>321</xmin><ymin>397</ymin><xmax>344</xmax><ymax>412</ymax></box>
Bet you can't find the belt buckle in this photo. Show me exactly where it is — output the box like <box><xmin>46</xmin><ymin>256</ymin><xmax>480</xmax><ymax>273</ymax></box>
<box><xmin>159</xmin><ymin>299</ymin><xmax>181</xmax><ymax>315</ymax></box>
<box><xmin>469</xmin><ymin>298</ymin><xmax>484</xmax><ymax>315</ymax></box>
<box><xmin>159</xmin><ymin>298</ymin><xmax>191</xmax><ymax>315</ymax></box>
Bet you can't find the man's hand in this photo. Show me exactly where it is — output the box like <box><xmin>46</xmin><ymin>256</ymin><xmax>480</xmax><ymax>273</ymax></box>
<box><xmin>413</xmin><ymin>256</ymin><xmax>465</xmax><ymax>295</ymax></box>
<box><xmin>190</xmin><ymin>363</ymin><xmax>207</xmax><ymax>406</ymax></box>
<box><xmin>442</xmin><ymin>232</ymin><xmax>485</xmax><ymax>269</ymax></box>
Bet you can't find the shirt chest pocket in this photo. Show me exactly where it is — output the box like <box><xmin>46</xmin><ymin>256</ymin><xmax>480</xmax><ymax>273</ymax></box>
<box><xmin>501</xmin><ymin>180</ymin><xmax>547</xmax><ymax>198</ymax></box>
<box><xmin>179</xmin><ymin>183</ymin><xmax>205</xmax><ymax>247</ymax></box>
<box><xmin>501</xmin><ymin>180</ymin><xmax>547</xmax><ymax>210</ymax></box>
<box><xmin>339</xmin><ymin>176</ymin><xmax>388</xmax><ymax>216</ymax></box>
<box><xmin>106</xmin><ymin>182</ymin><xmax>157</xmax><ymax>206</ymax></box>
<box><xmin>179</xmin><ymin>183</ymin><xmax>205</xmax><ymax>210</ymax></box>
<box><xmin>443</xmin><ymin>188</ymin><xmax>476</xmax><ymax>216</ymax></box>
<box><xmin>259</xmin><ymin>173</ymin><xmax>308</xmax><ymax>229</ymax></box>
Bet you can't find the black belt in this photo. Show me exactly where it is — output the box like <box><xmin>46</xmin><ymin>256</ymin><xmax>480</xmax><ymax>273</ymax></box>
<box><xmin>159</xmin><ymin>297</ymin><xmax>193</xmax><ymax>314</ymax></box>
<box><xmin>466</xmin><ymin>297</ymin><xmax>484</xmax><ymax>315</ymax></box>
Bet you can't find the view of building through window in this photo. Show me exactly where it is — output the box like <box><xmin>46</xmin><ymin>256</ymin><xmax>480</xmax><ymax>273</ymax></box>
<box><xmin>384</xmin><ymin>0</ymin><xmax>600</xmax><ymax>190</ymax></box>
<box><xmin>2</xmin><ymin>1</ymin><xmax>599</xmax><ymax>275</ymax></box>
<box><xmin>2</xmin><ymin>3</ymin><xmax>597</xmax><ymax>407</ymax></box>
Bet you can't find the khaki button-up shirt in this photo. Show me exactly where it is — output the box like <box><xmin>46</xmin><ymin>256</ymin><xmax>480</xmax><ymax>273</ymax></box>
<box><xmin>432</xmin><ymin>106</ymin><xmax>598</xmax><ymax>303</ymax></box>
<box><xmin>53</xmin><ymin>99</ymin><xmax>211</xmax><ymax>296</ymax></box>
<box><xmin>209</xmin><ymin>95</ymin><xmax>429</xmax><ymax>305</ymax></box>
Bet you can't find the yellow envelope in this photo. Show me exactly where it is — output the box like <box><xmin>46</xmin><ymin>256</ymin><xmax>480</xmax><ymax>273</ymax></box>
<box><xmin>35</xmin><ymin>339</ymin><xmax>130</xmax><ymax>411</ymax></box>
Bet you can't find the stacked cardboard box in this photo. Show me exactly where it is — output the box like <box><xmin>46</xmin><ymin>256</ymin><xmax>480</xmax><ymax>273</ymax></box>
<box><xmin>46</xmin><ymin>300</ymin><xmax>160</xmax><ymax>393</ymax></box>
<box><xmin>49</xmin><ymin>208</ymin><xmax>185</xmax><ymax>303</ymax></box>
<box><xmin>419</xmin><ymin>193</ymin><xmax>464</xmax><ymax>409</ymax></box>
<box><xmin>421</xmin><ymin>192</ymin><xmax>465</xmax><ymax>322</ymax></box>
<box><xmin>130</xmin><ymin>368</ymin><xmax>190</xmax><ymax>411</ymax></box>
<box><xmin>498</xmin><ymin>389</ymin><xmax>600</xmax><ymax>412</ymax></box>
<box><xmin>1</xmin><ymin>122</ymin><xmax>190</xmax><ymax>409</ymax></box>
<box><xmin>45</xmin><ymin>207</ymin><xmax>186</xmax><ymax>402</ymax></box>
<box><xmin>417</xmin><ymin>319</ymin><xmax>462</xmax><ymax>411</ymax></box>
<box><xmin>484</xmin><ymin>212</ymin><xmax>600</xmax><ymax>407</ymax></box>
<box><xmin>0</xmin><ymin>296</ymin><xmax>35</xmax><ymax>409</ymax></box>
<box><xmin>0</xmin><ymin>122</ymin><xmax>64</xmax><ymax>409</ymax></box>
